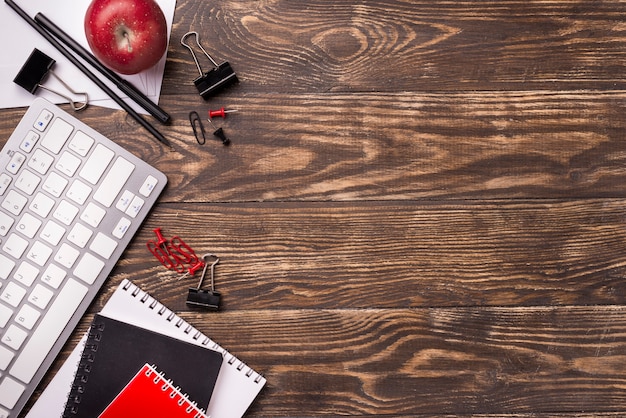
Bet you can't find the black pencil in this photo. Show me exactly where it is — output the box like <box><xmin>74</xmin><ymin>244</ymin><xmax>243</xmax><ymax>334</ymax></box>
<box><xmin>5</xmin><ymin>0</ymin><xmax>171</xmax><ymax>148</ymax></box>
<box><xmin>35</xmin><ymin>12</ymin><xmax>171</xmax><ymax>125</ymax></box>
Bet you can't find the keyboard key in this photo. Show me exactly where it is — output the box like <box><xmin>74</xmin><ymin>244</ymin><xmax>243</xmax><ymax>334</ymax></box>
<box><xmin>79</xmin><ymin>144</ymin><xmax>114</xmax><ymax>185</ymax></box>
<box><xmin>0</xmin><ymin>282</ymin><xmax>26</xmax><ymax>308</ymax></box>
<box><xmin>40</xmin><ymin>221</ymin><xmax>65</xmax><ymax>246</ymax></box>
<box><xmin>68</xmin><ymin>223</ymin><xmax>93</xmax><ymax>248</ymax></box>
<box><xmin>0</xmin><ymin>212</ymin><xmax>14</xmax><ymax>237</ymax></box>
<box><xmin>27</xmin><ymin>149</ymin><xmax>54</xmax><ymax>175</ymax></box>
<box><xmin>9</xmin><ymin>278</ymin><xmax>88</xmax><ymax>384</ymax></box>
<box><xmin>2</xmin><ymin>325</ymin><xmax>28</xmax><ymax>350</ymax></box>
<box><xmin>0</xmin><ymin>345</ymin><xmax>14</xmax><ymax>370</ymax></box>
<box><xmin>80</xmin><ymin>202</ymin><xmax>106</xmax><ymax>228</ymax></box>
<box><xmin>40</xmin><ymin>117</ymin><xmax>73</xmax><ymax>154</ymax></box>
<box><xmin>74</xmin><ymin>253</ymin><xmax>104</xmax><ymax>285</ymax></box>
<box><xmin>125</xmin><ymin>195</ymin><xmax>145</xmax><ymax>218</ymax></box>
<box><xmin>28</xmin><ymin>284</ymin><xmax>53</xmax><ymax>310</ymax></box>
<box><xmin>6</xmin><ymin>152</ymin><xmax>25</xmax><ymax>175</ymax></box>
<box><xmin>66</xmin><ymin>179</ymin><xmax>92</xmax><ymax>205</ymax></box>
<box><xmin>0</xmin><ymin>174</ymin><xmax>12</xmax><ymax>196</ymax></box>
<box><xmin>54</xmin><ymin>243</ymin><xmax>80</xmax><ymax>268</ymax></box>
<box><xmin>139</xmin><ymin>175</ymin><xmax>159</xmax><ymax>197</ymax></box>
<box><xmin>55</xmin><ymin>152</ymin><xmax>81</xmax><ymax>177</ymax></box>
<box><xmin>112</xmin><ymin>217</ymin><xmax>132</xmax><ymax>239</ymax></box>
<box><xmin>68</xmin><ymin>130</ymin><xmax>94</xmax><ymax>156</ymax></box>
<box><xmin>115</xmin><ymin>190</ymin><xmax>134</xmax><ymax>212</ymax></box>
<box><xmin>16</xmin><ymin>212</ymin><xmax>42</xmax><ymax>239</ymax></box>
<box><xmin>2</xmin><ymin>190</ymin><xmax>27</xmax><ymax>216</ymax></box>
<box><xmin>13</xmin><ymin>262</ymin><xmax>39</xmax><ymax>287</ymax></box>
<box><xmin>93</xmin><ymin>157</ymin><xmax>135</xmax><ymax>207</ymax></box>
<box><xmin>3</xmin><ymin>234</ymin><xmax>29</xmax><ymax>259</ymax></box>
<box><xmin>53</xmin><ymin>200</ymin><xmax>79</xmax><ymax>226</ymax></box>
<box><xmin>0</xmin><ymin>255</ymin><xmax>15</xmax><ymax>280</ymax></box>
<box><xmin>26</xmin><ymin>241</ymin><xmax>53</xmax><ymax>267</ymax></box>
<box><xmin>15</xmin><ymin>304</ymin><xmax>40</xmax><ymax>330</ymax></box>
<box><xmin>42</xmin><ymin>172</ymin><xmax>68</xmax><ymax>197</ymax></box>
<box><xmin>19</xmin><ymin>131</ymin><xmax>39</xmax><ymax>153</ymax></box>
<box><xmin>33</xmin><ymin>109</ymin><xmax>53</xmax><ymax>131</ymax></box>
<box><xmin>41</xmin><ymin>264</ymin><xmax>66</xmax><ymax>289</ymax></box>
<box><xmin>29</xmin><ymin>192</ymin><xmax>55</xmax><ymax>218</ymax></box>
<box><xmin>90</xmin><ymin>232</ymin><xmax>118</xmax><ymax>259</ymax></box>
<box><xmin>15</xmin><ymin>170</ymin><xmax>40</xmax><ymax>196</ymax></box>
<box><xmin>0</xmin><ymin>304</ymin><xmax>12</xmax><ymax>328</ymax></box>
<box><xmin>0</xmin><ymin>376</ymin><xmax>24</xmax><ymax>409</ymax></box>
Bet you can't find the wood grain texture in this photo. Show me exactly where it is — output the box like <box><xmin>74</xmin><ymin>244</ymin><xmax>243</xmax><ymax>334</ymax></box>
<box><xmin>3</xmin><ymin>0</ymin><xmax>626</xmax><ymax>417</ymax></box>
<box><xmin>154</xmin><ymin>91</ymin><xmax>626</xmax><ymax>202</ymax></box>
<box><xmin>199</xmin><ymin>306</ymin><xmax>626</xmax><ymax>415</ymax></box>
<box><xmin>163</xmin><ymin>0</ymin><xmax>626</xmax><ymax>93</ymax></box>
<box><xmin>99</xmin><ymin>200</ymin><xmax>626</xmax><ymax>310</ymax></box>
<box><xmin>52</xmin><ymin>306</ymin><xmax>626</xmax><ymax>416</ymax></box>
<box><xmin>12</xmin><ymin>90</ymin><xmax>624</xmax><ymax>203</ymax></box>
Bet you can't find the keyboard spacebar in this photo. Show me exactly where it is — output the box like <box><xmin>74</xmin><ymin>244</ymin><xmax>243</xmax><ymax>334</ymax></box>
<box><xmin>9</xmin><ymin>279</ymin><xmax>88</xmax><ymax>384</ymax></box>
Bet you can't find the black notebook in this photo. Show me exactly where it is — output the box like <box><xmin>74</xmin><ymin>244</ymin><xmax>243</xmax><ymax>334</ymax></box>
<box><xmin>63</xmin><ymin>313</ymin><xmax>223</xmax><ymax>417</ymax></box>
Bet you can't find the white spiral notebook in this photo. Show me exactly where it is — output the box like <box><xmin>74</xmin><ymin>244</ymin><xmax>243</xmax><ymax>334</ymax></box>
<box><xmin>26</xmin><ymin>279</ymin><xmax>266</xmax><ymax>418</ymax></box>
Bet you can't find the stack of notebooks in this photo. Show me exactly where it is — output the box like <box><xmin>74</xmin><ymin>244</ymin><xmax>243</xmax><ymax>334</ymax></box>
<box><xmin>26</xmin><ymin>279</ymin><xmax>266</xmax><ymax>418</ymax></box>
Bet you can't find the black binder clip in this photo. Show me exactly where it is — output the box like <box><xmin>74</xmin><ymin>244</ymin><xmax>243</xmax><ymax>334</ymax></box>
<box><xmin>186</xmin><ymin>254</ymin><xmax>221</xmax><ymax>310</ymax></box>
<box><xmin>181</xmin><ymin>31</ymin><xmax>238</xmax><ymax>99</ymax></box>
<box><xmin>14</xmin><ymin>48</ymin><xmax>88</xmax><ymax>111</ymax></box>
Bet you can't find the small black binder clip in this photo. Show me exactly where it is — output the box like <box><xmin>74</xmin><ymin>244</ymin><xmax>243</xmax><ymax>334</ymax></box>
<box><xmin>186</xmin><ymin>254</ymin><xmax>221</xmax><ymax>310</ymax></box>
<box><xmin>181</xmin><ymin>31</ymin><xmax>238</xmax><ymax>99</ymax></box>
<box><xmin>14</xmin><ymin>48</ymin><xmax>88</xmax><ymax>111</ymax></box>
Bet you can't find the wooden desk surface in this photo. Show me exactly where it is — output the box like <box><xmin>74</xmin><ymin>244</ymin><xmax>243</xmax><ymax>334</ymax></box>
<box><xmin>3</xmin><ymin>0</ymin><xmax>626</xmax><ymax>416</ymax></box>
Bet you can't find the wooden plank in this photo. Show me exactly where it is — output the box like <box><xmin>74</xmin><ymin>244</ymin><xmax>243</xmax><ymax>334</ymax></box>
<box><xmin>104</xmin><ymin>200</ymin><xmax>626</xmax><ymax>310</ymax></box>
<box><xmin>165</xmin><ymin>0</ymin><xmax>626</xmax><ymax>94</ymax></box>
<box><xmin>4</xmin><ymin>90</ymin><xmax>626</xmax><ymax>201</ymax></box>
<box><xmin>155</xmin><ymin>91</ymin><xmax>626</xmax><ymax>202</ymax></box>
<box><xmin>53</xmin><ymin>306</ymin><xmax>621</xmax><ymax>416</ymax></box>
<box><xmin>37</xmin><ymin>304</ymin><xmax>626</xmax><ymax>417</ymax></box>
<box><xmin>4</xmin><ymin>90</ymin><xmax>619</xmax><ymax>202</ymax></box>
<box><xmin>187</xmin><ymin>306</ymin><xmax>626</xmax><ymax>415</ymax></box>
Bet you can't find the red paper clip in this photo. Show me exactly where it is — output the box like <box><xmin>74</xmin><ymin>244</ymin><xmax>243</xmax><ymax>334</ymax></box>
<box><xmin>147</xmin><ymin>229</ymin><xmax>205</xmax><ymax>275</ymax></box>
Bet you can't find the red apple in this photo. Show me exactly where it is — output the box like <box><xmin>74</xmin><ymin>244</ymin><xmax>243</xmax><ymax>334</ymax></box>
<box><xmin>84</xmin><ymin>0</ymin><xmax>168</xmax><ymax>75</ymax></box>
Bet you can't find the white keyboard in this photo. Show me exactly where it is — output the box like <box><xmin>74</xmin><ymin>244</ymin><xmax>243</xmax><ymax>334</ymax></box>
<box><xmin>0</xmin><ymin>98</ymin><xmax>167</xmax><ymax>418</ymax></box>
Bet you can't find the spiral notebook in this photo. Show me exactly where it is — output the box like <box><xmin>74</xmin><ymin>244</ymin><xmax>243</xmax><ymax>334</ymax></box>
<box><xmin>26</xmin><ymin>279</ymin><xmax>266</xmax><ymax>418</ymax></box>
<box><xmin>98</xmin><ymin>363</ymin><xmax>208</xmax><ymax>418</ymax></box>
<box><xmin>63</xmin><ymin>314</ymin><xmax>222</xmax><ymax>417</ymax></box>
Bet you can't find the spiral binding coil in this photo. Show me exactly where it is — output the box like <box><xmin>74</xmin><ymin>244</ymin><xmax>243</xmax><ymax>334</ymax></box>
<box><xmin>142</xmin><ymin>364</ymin><xmax>208</xmax><ymax>418</ymax></box>
<box><xmin>63</xmin><ymin>320</ymin><xmax>104</xmax><ymax>417</ymax></box>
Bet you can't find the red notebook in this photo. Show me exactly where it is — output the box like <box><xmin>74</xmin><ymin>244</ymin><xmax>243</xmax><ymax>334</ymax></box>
<box><xmin>98</xmin><ymin>364</ymin><xmax>208</xmax><ymax>418</ymax></box>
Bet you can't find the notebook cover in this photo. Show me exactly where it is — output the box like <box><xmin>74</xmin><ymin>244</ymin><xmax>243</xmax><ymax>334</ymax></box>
<box><xmin>27</xmin><ymin>279</ymin><xmax>266</xmax><ymax>418</ymax></box>
<box><xmin>63</xmin><ymin>313</ymin><xmax>222</xmax><ymax>417</ymax></box>
<box><xmin>98</xmin><ymin>363</ymin><xmax>208</xmax><ymax>418</ymax></box>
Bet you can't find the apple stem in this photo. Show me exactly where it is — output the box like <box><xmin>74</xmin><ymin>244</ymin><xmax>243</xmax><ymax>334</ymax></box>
<box><xmin>124</xmin><ymin>31</ymin><xmax>133</xmax><ymax>53</ymax></box>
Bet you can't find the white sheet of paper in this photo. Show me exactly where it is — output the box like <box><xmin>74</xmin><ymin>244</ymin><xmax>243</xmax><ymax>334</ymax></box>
<box><xmin>0</xmin><ymin>0</ymin><xmax>176</xmax><ymax>113</ymax></box>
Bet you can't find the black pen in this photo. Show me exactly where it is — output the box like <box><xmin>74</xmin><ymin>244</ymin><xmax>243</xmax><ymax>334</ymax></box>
<box><xmin>5</xmin><ymin>0</ymin><xmax>171</xmax><ymax>148</ymax></box>
<box><xmin>35</xmin><ymin>12</ymin><xmax>171</xmax><ymax>125</ymax></box>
